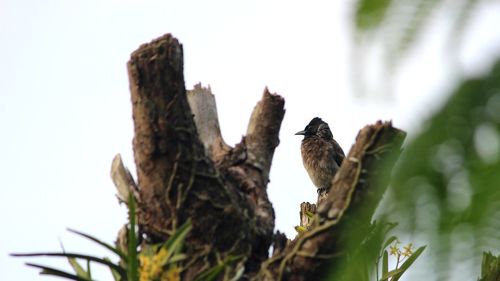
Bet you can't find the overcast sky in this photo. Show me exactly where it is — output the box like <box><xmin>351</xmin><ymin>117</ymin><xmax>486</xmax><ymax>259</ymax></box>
<box><xmin>2</xmin><ymin>1</ymin><xmax>500</xmax><ymax>280</ymax></box>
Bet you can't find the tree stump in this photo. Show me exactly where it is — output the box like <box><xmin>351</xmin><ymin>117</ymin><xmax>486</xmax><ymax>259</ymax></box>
<box><xmin>124</xmin><ymin>33</ymin><xmax>406</xmax><ymax>280</ymax></box>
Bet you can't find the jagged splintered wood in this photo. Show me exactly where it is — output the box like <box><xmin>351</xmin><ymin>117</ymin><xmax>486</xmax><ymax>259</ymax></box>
<box><xmin>300</xmin><ymin>202</ymin><xmax>316</xmax><ymax>229</ymax></box>
<box><xmin>126</xmin><ymin>33</ymin><xmax>405</xmax><ymax>281</ymax></box>
<box><xmin>186</xmin><ymin>84</ymin><xmax>230</xmax><ymax>163</ymax></box>
<box><xmin>127</xmin><ymin>34</ymin><xmax>284</xmax><ymax>279</ymax></box>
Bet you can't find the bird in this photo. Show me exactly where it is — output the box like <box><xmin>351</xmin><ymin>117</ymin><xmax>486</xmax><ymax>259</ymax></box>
<box><xmin>295</xmin><ymin>117</ymin><xmax>345</xmax><ymax>194</ymax></box>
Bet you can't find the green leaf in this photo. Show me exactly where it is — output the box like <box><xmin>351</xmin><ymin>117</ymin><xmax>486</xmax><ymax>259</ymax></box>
<box><xmin>383</xmin><ymin>222</ymin><xmax>398</xmax><ymax>234</ymax></box>
<box><xmin>156</xmin><ymin>219</ymin><xmax>192</xmax><ymax>266</ymax></box>
<box><xmin>127</xmin><ymin>195</ymin><xmax>139</xmax><ymax>281</ymax></box>
<box><xmin>24</xmin><ymin>263</ymin><xmax>92</xmax><ymax>281</ymax></box>
<box><xmin>380</xmin><ymin>267</ymin><xmax>404</xmax><ymax>281</ymax></box>
<box><xmin>86</xmin><ymin>260</ymin><xmax>91</xmax><ymax>280</ymax></box>
<box><xmin>104</xmin><ymin>257</ymin><xmax>122</xmax><ymax>281</ymax></box>
<box><xmin>355</xmin><ymin>0</ymin><xmax>392</xmax><ymax>31</ymax></box>
<box><xmin>11</xmin><ymin>252</ymin><xmax>125</xmax><ymax>277</ymax></box>
<box><xmin>381</xmin><ymin>250</ymin><xmax>389</xmax><ymax>280</ymax></box>
<box><xmin>391</xmin><ymin>246</ymin><xmax>426</xmax><ymax>281</ymax></box>
<box><xmin>382</xmin><ymin>236</ymin><xmax>398</xmax><ymax>252</ymax></box>
<box><xmin>164</xmin><ymin>219</ymin><xmax>192</xmax><ymax>254</ymax></box>
<box><xmin>194</xmin><ymin>256</ymin><xmax>242</xmax><ymax>281</ymax></box>
<box><xmin>194</xmin><ymin>264</ymin><xmax>225</xmax><ymax>281</ymax></box>
<box><xmin>67</xmin><ymin>257</ymin><xmax>89</xmax><ymax>278</ymax></box>
<box><xmin>59</xmin><ymin>240</ymin><xmax>91</xmax><ymax>278</ymax></box>
<box><xmin>168</xmin><ymin>253</ymin><xmax>188</xmax><ymax>264</ymax></box>
<box><xmin>67</xmin><ymin>228</ymin><xmax>127</xmax><ymax>260</ymax></box>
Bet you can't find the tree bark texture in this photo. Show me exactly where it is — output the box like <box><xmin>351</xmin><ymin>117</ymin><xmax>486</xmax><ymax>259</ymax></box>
<box><xmin>126</xmin><ymin>33</ymin><xmax>405</xmax><ymax>280</ymax></box>
<box><xmin>127</xmin><ymin>34</ymin><xmax>284</xmax><ymax>279</ymax></box>
<box><xmin>478</xmin><ymin>252</ymin><xmax>500</xmax><ymax>281</ymax></box>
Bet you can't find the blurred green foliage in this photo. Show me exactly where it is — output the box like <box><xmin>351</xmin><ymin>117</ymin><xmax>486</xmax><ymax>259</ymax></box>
<box><xmin>328</xmin><ymin>60</ymin><xmax>500</xmax><ymax>281</ymax></box>
<box><xmin>353</xmin><ymin>0</ymin><xmax>487</xmax><ymax>74</ymax></box>
<box><xmin>346</xmin><ymin>1</ymin><xmax>500</xmax><ymax>279</ymax></box>
<box><xmin>354</xmin><ymin>0</ymin><xmax>392</xmax><ymax>31</ymax></box>
<box><xmin>388</xmin><ymin>59</ymin><xmax>500</xmax><ymax>279</ymax></box>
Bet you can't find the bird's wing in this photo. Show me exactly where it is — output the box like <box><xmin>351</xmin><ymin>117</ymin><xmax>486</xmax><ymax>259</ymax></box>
<box><xmin>332</xmin><ymin>139</ymin><xmax>345</xmax><ymax>167</ymax></box>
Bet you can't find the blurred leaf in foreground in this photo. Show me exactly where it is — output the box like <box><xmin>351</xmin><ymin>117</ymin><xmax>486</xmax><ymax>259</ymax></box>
<box><xmin>386</xmin><ymin>59</ymin><xmax>500</xmax><ymax>279</ymax></box>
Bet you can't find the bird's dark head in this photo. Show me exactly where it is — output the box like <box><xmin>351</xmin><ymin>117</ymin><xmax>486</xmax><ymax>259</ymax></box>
<box><xmin>295</xmin><ymin>117</ymin><xmax>333</xmax><ymax>140</ymax></box>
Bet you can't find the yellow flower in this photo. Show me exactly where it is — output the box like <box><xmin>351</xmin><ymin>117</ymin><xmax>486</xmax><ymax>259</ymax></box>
<box><xmin>154</xmin><ymin>248</ymin><xmax>169</xmax><ymax>265</ymax></box>
<box><xmin>139</xmin><ymin>247</ymin><xmax>174</xmax><ymax>281</ymax></box>
<box><xmin>151</xmin><ymin>248</ymin><xmax>169</xmax><ymax>276</ymax></box>
<box><xmin>402</xmin><ymin>243</ymin><xmax>413</xmax><ymax>257</ymax></box>
<box><xmin>139</xmin><ymin>254</ymin><xmax>153</xmax><ymax>281</ymax></box>
<box><xmin>161</xmin><ymin>266</ymin><xmax>181</xmax><ymax>281</ymax></box>
<box><xmin>140</xmin><ymin>270</ymin><xmax>151</xmax><ymax>281</ymax></box>
<box><xmin>390</xmin><ymin>244</ymin><xmax>400</xmax><ymax>256</ymax></box>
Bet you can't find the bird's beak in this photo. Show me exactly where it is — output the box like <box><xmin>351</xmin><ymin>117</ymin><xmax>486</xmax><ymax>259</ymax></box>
<box><xmin>295</xmin><ymin>130</ymin><xmax>306</xmax><ymax>136</ymax></box>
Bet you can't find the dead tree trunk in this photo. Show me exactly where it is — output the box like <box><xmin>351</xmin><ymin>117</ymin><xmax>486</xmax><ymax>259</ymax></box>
<box><xmin>125</xmin><ymin>33</ymin><xmax>406</xmax><ymax>280</ymax></box>
<box><xmin>127</xmin><ymin>34</ymin><xmax>284</xmax><ymax>279</ymax></box>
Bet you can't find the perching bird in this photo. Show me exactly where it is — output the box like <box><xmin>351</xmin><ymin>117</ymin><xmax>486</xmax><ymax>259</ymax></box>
<box><xmin>295</xmin><ymin>117</ymin><xmax>345</xmax><ymax>194</ymax></box>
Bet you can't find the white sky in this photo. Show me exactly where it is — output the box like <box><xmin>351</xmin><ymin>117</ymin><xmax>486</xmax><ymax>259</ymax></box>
<box><xmin>1</xmin><ymin>0</ymin><xmax>500</xmax><ymax>280</ymax></box>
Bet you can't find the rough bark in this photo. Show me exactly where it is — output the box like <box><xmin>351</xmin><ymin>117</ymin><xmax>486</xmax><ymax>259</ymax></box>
<box><xmin>478</xmin><ymin>252</ymin><xmax>500</xmax><ymax>281</ymax></box>
<box><xmin>259</xmin><ymin>121</ymin><xmax>406</xmax><ymax>281</ymax></box>
<box><xmin>127</xmin><ymin>34</ymin><xmax>284</xmax><ymax>279</ymax></box>
<box><xmin>126</xmin><ymin>33</ymin><xmax>405</xmax><ymax>281</ymax></box>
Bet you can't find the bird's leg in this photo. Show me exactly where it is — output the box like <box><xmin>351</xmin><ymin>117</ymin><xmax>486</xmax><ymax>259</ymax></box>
<box><xmin>317</xmin><ymin>187</ymin><xmax>330</xmax><ymax>205</ymax></box>
<box><xmin>317</xmin><ymin>187</ymin><xmax>327</xmax><ymax>195</ymax></box>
